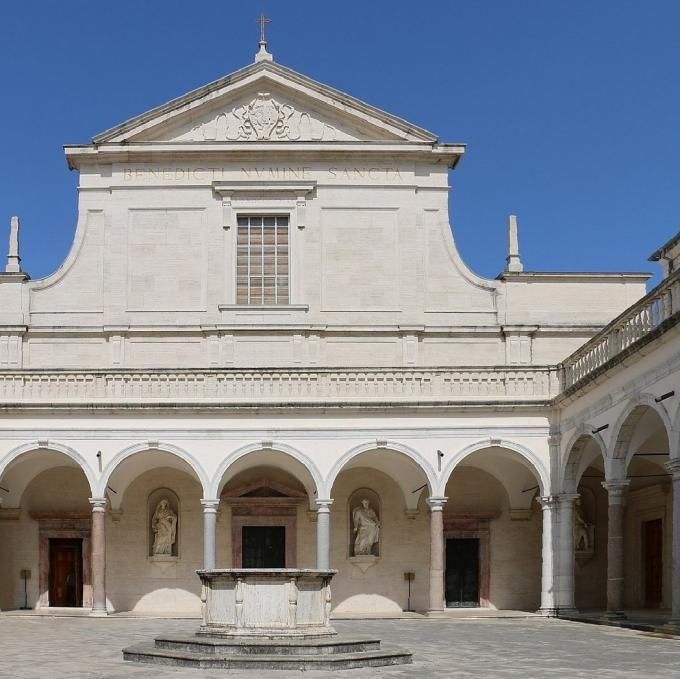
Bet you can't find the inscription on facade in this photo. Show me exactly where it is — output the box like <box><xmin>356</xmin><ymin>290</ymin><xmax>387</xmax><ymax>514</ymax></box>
<box><xmin>121</xmin><ymin>166</ymin><xmax>404</xmax><ymax>183</ymax></box>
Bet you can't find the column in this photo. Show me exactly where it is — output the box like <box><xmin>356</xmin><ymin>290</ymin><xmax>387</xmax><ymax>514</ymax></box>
<box><xmin>666</xmin><ymin>460</ymin><xmax>680</xmax><ymax>627</ymax></box>
<box><xmin>315</xmin><ymin>499</ymin><xmax>333</xmax><ymax>570</ymax></box>
<box><xmin>558</xmin><ymin>493</ymin><xmax>579</xmax><ymax>613</ymax></box>
<box><xmin>201</xmin><ymin>499</ymin><xmax>220</xmax><ymax>570</ymax></box>
<box><xmin>427</xmin><ymin>496</ymin><xmax>447</xmax><ymax>613</ymax></box>
<box><xmin>537</xmin><ymin>496</ymin><xmax>559</xmax><ymax>616</ymax></box>
<box><xmin>89</xmin><ymin>497</ymin><xmax>107</xmax><ymax>616</ymax></box>
<box><xmin>602</xmin><ymin>479</ymin><xmax>630</xmax><ymax>618</ymax></box>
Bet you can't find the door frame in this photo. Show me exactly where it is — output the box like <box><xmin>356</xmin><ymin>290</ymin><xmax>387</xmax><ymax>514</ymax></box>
<box><xmin>31</xmin><ymin>513</ymin><xmax>92</xmax><ymax>609</ymax></box>
<box><xmin>443</xmin><ymin>513</ymin><xmax>495</xmax><ymax>608</ymax></box>
<box><xmin>48</xmin><ymin>538</ymin><xmax>83</xmax><ymax>607</ymax></box>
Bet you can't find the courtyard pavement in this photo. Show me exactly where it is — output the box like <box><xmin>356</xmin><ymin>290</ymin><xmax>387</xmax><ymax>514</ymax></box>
<box><xmin>2</xmin><ymin>615</ymin><xmax>680</xmax><ymax>678</ymax></box>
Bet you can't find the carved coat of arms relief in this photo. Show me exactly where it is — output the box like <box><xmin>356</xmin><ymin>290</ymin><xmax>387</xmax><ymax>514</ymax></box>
<box><xmin>190</xmin><ymin>92</ymin><xmax>338</xmax><ymax>142</ymax></box>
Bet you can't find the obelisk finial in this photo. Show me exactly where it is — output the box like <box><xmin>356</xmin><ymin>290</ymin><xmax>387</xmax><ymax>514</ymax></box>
<box><xmin>255</xmin><ymin>13</ymin><xmax>273</xmax><ymax>62</ymax></box>
<box><xmin>5</xmin><ymin>215</ymin><xmax>21</xmax><ymax>273</ymax></box>
<box><xmin>506</xmin><ymin>214</ymin><xmax>524</xmax><ymax>273</ymax></box>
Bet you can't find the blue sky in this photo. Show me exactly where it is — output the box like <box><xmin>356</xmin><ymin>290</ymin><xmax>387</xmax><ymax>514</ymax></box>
<box><xmin>1</xmin><ymin>1</ymin><xmax>678</xmax><ymax>284</ymax></box>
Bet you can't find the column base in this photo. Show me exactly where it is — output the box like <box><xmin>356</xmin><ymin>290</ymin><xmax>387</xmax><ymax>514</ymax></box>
<box><xmin>556</xmin><ymin>607</ymin><xmax>578</xmax><ymax>617</ymax></box>
<box><xmin>538</xmin><ymin>607</ymin><xmax>560</xmax><ymax>618</ymax></box>
<box><xmin>90</xmin><ymin>607</ymin><xmax>108</xmax><ymax>617</ymax></box>
<box><xmin>662</xmin><ymin>619</ymin><xmax>680</xmax><ymax>633</ymax></box>
<box><xmin>602</xmin><ymin>610</ymin><xmax>626</xmax><ymax>620</ymax></box>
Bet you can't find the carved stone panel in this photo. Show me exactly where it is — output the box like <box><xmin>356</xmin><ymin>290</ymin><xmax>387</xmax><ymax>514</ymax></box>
<box><xmin>186</xmin><ymin>93</ymin><xmax>339</xmax><ymax>142</ymax></box>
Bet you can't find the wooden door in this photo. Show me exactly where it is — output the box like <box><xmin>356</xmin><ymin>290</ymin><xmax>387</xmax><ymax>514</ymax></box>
<box><xmin>49</xmin><ymin>539</ymin><xmax>82</xmax><ymax>607</ymax></box>
<box><xmin>242</xmin><ymin>526</ymin><xmax>286</xmax><ymax>568</ymax></box>
<box><xmin>643</xmin><ymin>519</ymin><xmax>663</xmax><ymax>608</ymax></box>
<box><xmin>445</xmin><ymin>538</ymin><xmax>480</xmax><ymax>607</ymax></box>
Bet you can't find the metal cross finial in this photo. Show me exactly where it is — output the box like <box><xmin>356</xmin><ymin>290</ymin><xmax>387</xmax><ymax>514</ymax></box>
<box><xmin>257</xmin><ymin>13</ymin><xmax>271</xmax><ymax>44</ymax></box>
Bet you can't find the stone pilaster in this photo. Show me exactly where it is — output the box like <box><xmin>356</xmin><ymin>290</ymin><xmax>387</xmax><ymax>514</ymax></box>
<box><xmin>427</xmin><ymin>496</ymin><xmax>447</xmax><ymax>614</ymax></box>
<box><xmin>602</xmin><ymin>479</ymin><xmax>630</xmax><ymax>618</ymax></box>
<box><xmin>201</xmin><ymin>499</ymin><xmax>220</xmax><ymax>570</ymax></box>
<box><xmin>89</xmin><ymin>497</ymin><xmax>108</xmax><ymax>616</ymax></box>
<box><xmin>665</xmin><ymin>459</ymin><xmax>680</xmax><ymax>628</ymax></box>
<box><xmin>537</xmin><ymin>495</ymin><xmax>559</xmax><ymax>616</ymax></box>
<box><xmin>315</xmin><ymin>499</ymin><xmax>333</xmax><ymax>570</ymax></box>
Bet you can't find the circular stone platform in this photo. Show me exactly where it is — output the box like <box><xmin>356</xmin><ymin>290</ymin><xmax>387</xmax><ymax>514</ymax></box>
<box><xmin>123</xmin><ymin>634</ymin><xmax>412</xmax><ymax>670</ymax></box>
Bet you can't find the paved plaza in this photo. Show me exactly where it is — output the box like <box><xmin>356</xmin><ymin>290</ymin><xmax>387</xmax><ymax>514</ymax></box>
<box><xmin>1</xmin><ymin>616</ymin><xmax>680</xmax><ymax>678</ymax></box>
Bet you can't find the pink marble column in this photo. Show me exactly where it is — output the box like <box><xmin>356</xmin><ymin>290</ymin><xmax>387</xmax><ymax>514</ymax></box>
<box><xmin>89</xmin><ymin>497</ymin><xmax>108</xmax><ymax>616</ymax></box>
<box><xmin>602</xmin><ymin>480</ymin><xmax>630</xmax><ymax>618</ymax></box>
<box><xmin>427</xmin><ymin>497</ymin><xmax>447</xmax><ymax>613</ymax></box>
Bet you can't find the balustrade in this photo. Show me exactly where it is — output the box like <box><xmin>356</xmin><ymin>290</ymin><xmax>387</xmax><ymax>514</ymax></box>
<box><xmin>563</xmin><ymin>271</ymin><xmax>680</xmax><ymax>389</ymax></box>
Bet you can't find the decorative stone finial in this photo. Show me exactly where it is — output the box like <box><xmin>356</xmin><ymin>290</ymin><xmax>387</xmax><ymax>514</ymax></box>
<box><xmin>506</xmin><ymin>214</ymin><xmax>524</xmax><ymax>273</ymax></box>
<box><xmin>255</xmin><ymin>13</ymin><xmax>274</xmax><ymax>63</ymax></box>
<box><xmin>5</xmin><ymin>215</ymin><xmax>21</xmax><ymax>273</ymax></box>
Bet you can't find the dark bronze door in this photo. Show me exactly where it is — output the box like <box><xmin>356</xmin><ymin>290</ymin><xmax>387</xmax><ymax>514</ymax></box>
<box><xmin>445</xmin><ymin>538</ymin><xmax>480</xmax><ymax>607</ymax></box>
<box><xmin>49</xmin><ymin>539</ymin><xmax>82</xmax><ymax>607</ymax></box>
<box><xmin>242</xmin><ymin>526</ymin><xmax>286</xmax><ymax>568</ymax></box>
<box><xmin>643</xmin><ymin>518</ymin><xmax>663</xmax><ymax>608</ymax></box>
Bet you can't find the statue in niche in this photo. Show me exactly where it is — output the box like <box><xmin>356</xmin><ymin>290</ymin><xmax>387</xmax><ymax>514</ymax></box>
<box><xmin>352</xmin><ymin>498</ymin><xmax>380</xmax><ymax>556</ymax></box>
<box><xmin>574</xmin><ymin>498</ymin><xmax>591</xmax><ymax>551</ymax></box>
<box><xmin>151</xmin><ymin>499</ymin><xmax>177</xmax><ymax>555</ymax></box>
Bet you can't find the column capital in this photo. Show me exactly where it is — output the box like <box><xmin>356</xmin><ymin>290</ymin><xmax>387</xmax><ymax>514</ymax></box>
<box><xmin>427</xmin><ymin>496</ymin><xmax>447</xmax><ymax>511</ymax></box>
<box><xmin>200</xmin><ymin>499</ymin><xmax>221</xmax><ymax>513</ymax></box>
<box><xmin>602</xmin><ymin>479</ymin><xmax>630</xmax><ymax>497</ymax></box>
<box><xmin>536</xmin><ymin>495</ymin><xmax>559</xmax><ymax>510</ymax></box>
<box><xmin>548</xmin><ymin>434</ymin><xmax>562</xmax><ymax>448</ymax></box>
<box><xmin>89</xmin><ymin>497</ymin><xmax>107</xmax><ymax>512</ymax></box>
<box><xmin>665</xmin><ymin>459</ymin><xmax>680</xmax><ymax>479</ymax></box>
<box><xmin>315</xmin><ymin>498</ymin><xmax>333</xmax><ymax>511</ymax></box>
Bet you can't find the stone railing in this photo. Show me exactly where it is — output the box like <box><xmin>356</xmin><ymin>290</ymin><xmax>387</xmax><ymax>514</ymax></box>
<box><xmin>562</xmin><ymin>270</ymin><xmax>680</xmax><ymax>389</ymax></box>
<box><xmin>0</xmin><ymin>366</ymin><xmax>559</xmax><ymax>406</ymax></box>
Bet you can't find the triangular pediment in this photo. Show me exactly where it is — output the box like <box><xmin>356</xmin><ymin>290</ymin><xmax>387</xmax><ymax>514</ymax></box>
<box><xmin>93</xmin><ymin>61</ymin><xmax>438</xmax><ymax>144</ymax></box>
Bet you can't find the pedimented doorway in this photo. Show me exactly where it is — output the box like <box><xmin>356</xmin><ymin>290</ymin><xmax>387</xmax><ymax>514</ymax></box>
<box><xmin>222</xmin><ymin>477</ymin><xmax>306</xmax><ymax>568</ymax></box>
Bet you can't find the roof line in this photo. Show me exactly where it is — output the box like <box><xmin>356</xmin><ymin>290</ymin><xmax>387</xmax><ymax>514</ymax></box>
<box><xmin>92</xmin><ymin>61</ymin><xmax>439</xmax><ymax>144</ymax></box>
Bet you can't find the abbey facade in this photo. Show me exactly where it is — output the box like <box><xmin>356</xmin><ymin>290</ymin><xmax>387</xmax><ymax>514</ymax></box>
<box><xmin>1</xmin><ymin>44</ymin><xmax>679</xmax><ymax>620</ymax></box>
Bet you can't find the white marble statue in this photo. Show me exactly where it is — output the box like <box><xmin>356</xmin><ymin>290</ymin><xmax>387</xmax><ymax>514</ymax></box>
<box><xmin>352</xmin><ymin>499</ymin><xmax>380</xmax><ymax>555</ymax></box>
<box><xmin>152</xmin><ymin>499</ymin><xmax>177</xmax><ymax>555</ymax></box>
<box><xmin>574</xmin><ymin>499</ymin><xmax>590</xmax><ymax>551</ymax></box>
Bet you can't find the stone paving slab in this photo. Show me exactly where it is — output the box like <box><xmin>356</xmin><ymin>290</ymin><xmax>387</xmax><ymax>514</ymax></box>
<box><xmin>2</xmin><ymin>616</ymin><xmax>680</xmax><ymax>678</ymax></box>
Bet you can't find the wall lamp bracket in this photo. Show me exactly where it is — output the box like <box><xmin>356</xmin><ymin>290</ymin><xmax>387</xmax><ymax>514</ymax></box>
<box><xmin>655</xmin><ymin>391</ymin><xmax>675</xmax><ymax>403</ymax></box>
<box><xmin>592</xmin><ymin>424</ymin><xmax>609</xmax><ymax>434</ymax></box>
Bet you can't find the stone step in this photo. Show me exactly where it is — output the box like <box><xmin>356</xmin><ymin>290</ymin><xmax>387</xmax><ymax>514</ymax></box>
<box><xmin>123</xmin><ymin>643</ymin><xmax>413</xmax><ymax>670</ymax></box>
<box><xmin>155</xmin><ymin>634</ymin><xmax>382</xmax><ymax>655</ymax></box>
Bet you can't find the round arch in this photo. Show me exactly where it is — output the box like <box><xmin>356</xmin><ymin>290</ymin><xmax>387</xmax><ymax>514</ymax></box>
<box><xmin>98</xmin><ymin>442</ymin><xmax>211</xmax><ymax>504</ymax></box>
<box><xmin>439</xmin><ymin>438</ymin><xmax>549</xmax><ymax>498</ymax></box>
<box><xmin>210</xmin><ymin>442</ymin><xmax>323</xmax><ymax>508</ymax></box>
<box><xmin>609</xmin><ymin>394</ymin><xmax>672</xmax><ymax>473</ymax></box>
<box><xmin>0</xmin><ymin>441</ymin><xmax>97</xmax><ymax>507</ymax></box>
<box><xmin>325</xmin><ymin>440</ymin><xmax>437</xmax><ymax>509</ymax></box>
<box><xmin>561</xmin><ymin>427</ymin><xmax>607</xmax><ymax>493</ymax></box>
